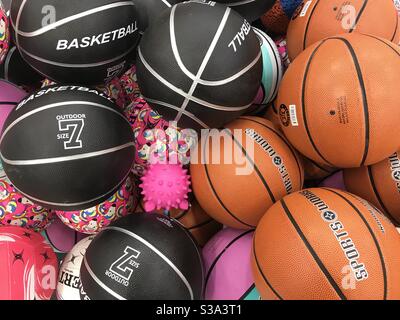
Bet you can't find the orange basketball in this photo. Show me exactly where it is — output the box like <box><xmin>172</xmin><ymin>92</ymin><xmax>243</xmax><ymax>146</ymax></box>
<box><xmin>287</xmin><ymin>0</ymin><xmax>399</xmax><ymax>60</ymax></box>
<box><xmin>190</xmin><ymin>116</ymin><xmax>304</xmax><ymax>229</ymax></box>
<box><xmin>301</xmin><ymin>155</ymin><xmax>338</xmax><ymax>181</ymax></box>
<box><xmin>277</xmin><ymin>33</ymin><xmax>400</xmax><ymax>168</ymax></box>
<box><xmin>252</xmin><ymin>188</ymin><xmax>400</xmax><ymax>300</ymax></box>
<box><xmin>344</xmin><ymin>151</ymin><xmax>400</xmax><ymax>226</ymax></box>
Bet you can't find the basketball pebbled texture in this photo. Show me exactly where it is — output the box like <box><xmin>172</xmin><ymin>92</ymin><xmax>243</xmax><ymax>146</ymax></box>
<box><xmin>287</xmin><ymin>0</ymin><xmax>399</xmax><ymax>60</ymax></box>
<box><xmin>0</xmin><ymin>86</ymin><xmax>135</xmax><ymax>211</ymax></box>
<box><xmin>277</xmin><ymin>33</ymin><xmax>400</xmax><ymax>168</ymax></box>
<box><xmin>136</xmin><ymin>1</ymin><xmax>262</xmax><ymax>131</ymax></box>
<box><xmin>252</xmin><ymin>188</ymin><xmax>400</xmax><ymax>300</ymax></box>
<box><xmin>10</xmin><ymin>0</ymin><xmax>140</xmax><ymax>85</ymax></box>
<box><xmin>215</xmin><ymin>0</ymin><xmax>275</xmax><ymax>22</ymax></box>
<box><xmin>79</xmin><ymin>213</ymin><xmax>204</xmax><ymax>300</ymax></box>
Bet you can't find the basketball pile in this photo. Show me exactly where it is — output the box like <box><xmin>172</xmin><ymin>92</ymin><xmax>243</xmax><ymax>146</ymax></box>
<box><xmin>1</xmin><ymin>0</ymin><xmax>400</xmax><ymax>301</ymax></box>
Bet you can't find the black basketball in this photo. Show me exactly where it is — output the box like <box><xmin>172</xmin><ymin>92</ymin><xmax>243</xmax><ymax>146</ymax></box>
<box><xmin>10</xmin><ymin>0</ymin><xmax>140</xmax><ymax>85</ymax></box>
<box><xmin>0</xmin><ymin>86</ymin><xmax>135</xmax><ymax>210</ymax></box>
<box><xmin>0</xmin><ymin>46</ymin><xmax>44</xmax><ymax>88</ymax></box>
<box><xmin>79</xmin><ymin>213</ymin><xmax>204</xmax><ymax>300</ymax></box>
<box><xmin>136</xmin><ymin>1</ymin><xmax>262</xmax><ymax>131</ymax></box>
<box><xmin>133</xmin><ymin>0</ymin><xmax>182</xmax><ymax>32</ymax></box>
<box><xmin>214</xmin><ymin>0</ymin><xmax>275</xmax><ymax>22</ymax></box>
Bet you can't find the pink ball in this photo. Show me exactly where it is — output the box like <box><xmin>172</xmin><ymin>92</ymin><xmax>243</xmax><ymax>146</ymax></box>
<box><xmin>55</xmin><ymin>175</ymin><xmax>137</xmax><ymax>234</ymax></box>
<box><xmin>0</xmin><ymin>226</ymin><xmax>58</xmax><ymax>300</ymax></box>
<box><xmin>202</xmin><ymin>228</ymin><xmax>261</xmax><ymax>300</ymax></box>
<box><xmin>140</xmin><ymin>163</ymin><xmax>191</xmax><ymax>212</ymax></box>
<box><xmin>41</xmin><ymin>217</ymin><xmax>87</xmax><ymax>254</ymax></box>
<box><xmin>0</xmin><ymin>80</ymin><xmax>26</xmax><ymax>132</ymax></box>
<box><xmin>0</xmin><ymin>178</ymin><xmax>54</xmax><ymax>231</ymax></box>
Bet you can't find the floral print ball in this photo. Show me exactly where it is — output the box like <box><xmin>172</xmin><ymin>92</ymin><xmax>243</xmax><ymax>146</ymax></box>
<box><xmin>55</xmin><ymin>175</ymin><xmax>137</xmax><ymax>234</ymax></box>
<box><xmin>0</xmin><ymin>178</ymin><xmax>54</xmax><ymax>232</ymax></box>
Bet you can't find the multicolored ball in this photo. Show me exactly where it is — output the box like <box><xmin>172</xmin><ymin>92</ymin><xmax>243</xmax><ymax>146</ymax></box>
<box><xmin>0</xmin><ymin>5</ymin><xmax>9</xmax><ymax>64</ymax></box>
<box><xmin>55</xmin><ymin>175</ymin><xmax>137</xmax><ymax>234</ymax></box>
<box><xmin>0</xmin><ymin>177</ymin><xmax>54</xmax><ymax>232</ymax></box>
<box><xmin>125</xmin><ymin>98</ymin><xmax>194</xmax><ymax>176</ymax></box>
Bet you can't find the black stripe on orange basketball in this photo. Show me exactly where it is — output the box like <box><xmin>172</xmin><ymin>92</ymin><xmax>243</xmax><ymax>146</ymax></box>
<box><xmin>205</xmin><ymin>229</ymin><xmax>253</xmax><ymax>289</ymax></box>
<box><xmin>365</xmin><ymin>166</ymin><xmax>398</xmax><ymax>225</ymax></box>
<box><xmin>301</xmin><ymin>39</ymin><xmax>335</xmax><ymax>167</ymax></box>
<box><xmin>322</xmin><ymin>188</ymin><xmax>388</xmax><ymax>300</ymax></box>
<box><xmin>363</xmin><ymin>34</ymin><xmax>400</xmax><ymax>57</ymax></box>
<box><xmin>303</xmin><ymin>0</ymin><xmax>321</xmax><ymax>50</ymax></box>
<box><xmin>240</xmin><ymin>116</ymin><xmax>304</xmax><ymax>187</ymax></box>
<box><xmin>227</xmin><ymin>129</ymin><xmax>276</xmax><ymax>204</ymax></box>
<box><xmin>332</xmin><ymin>37</ymin><xmax>370</xmax><ymax>166</ymax></box>
<box><xmin>281</xmin><ymin>199</ymin><xmax>347</xmax><ymax>300</ymax></box>
<box><xmin>203</xmin><ymin>131</ymin><xmax>255</xmax><ymax>229</ymax></box>
<box><xmin>253</xmin><ymin>229</ymin><xmax>283</xmax><ymax>300</ymax></box>
<box><xmin>350</xmin><ymin>0</ymin><xmax>369</xmax><ymax>33</ymax></box>
<box><xmin>390</xmin><ymin>11</ymin><xmax>399</xmax><ymax>41</ymax></box>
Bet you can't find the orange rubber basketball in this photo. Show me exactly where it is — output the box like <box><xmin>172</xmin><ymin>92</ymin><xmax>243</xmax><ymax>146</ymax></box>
<box><xmin>344</xmin><ymin>151</ymin><xmax>400</xmax><ymax>226</ymax></box>
<box><xmin>287</xmin><ymin>0</ymin><xmax>399</xmax><ymax>60</ymax></box>
<box><xmin>252</xmin><ymin>188</ymin><xmax>400</xmax><ymax>300</ymax></box>
<box><xmin>277</xmin><ymin>33</ymin><xmax>400</xmax><ymax>168</ymax></box>
<box><xmin>301</xmin><ymin>155</ymin><xmax>338</xmax><ymax>181</ymax></box>
<box><xmin>190</xmin><ymin>116</ymin><xmax>304</xmax><ymax>229</ymax></box>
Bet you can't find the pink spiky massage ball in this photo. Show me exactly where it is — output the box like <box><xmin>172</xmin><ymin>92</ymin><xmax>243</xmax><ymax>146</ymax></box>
<box><xmin>140</xmin><ymin>163</ymin><xmax>191</xmax><ymax>212</ymax></box>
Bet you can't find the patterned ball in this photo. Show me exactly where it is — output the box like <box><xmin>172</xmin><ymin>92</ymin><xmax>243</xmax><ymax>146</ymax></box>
<box><xmin>125</xmin><ymin>98</ymin><xmax>195</xmax><ymax>176</ymax></box>
<box><xmin>0</xmin><ymin>177</ymin><xmax>54</xmax><ymax>232</ymax></box>
<box><xmin>55</xmin><ymin>175</ymin><xmax>137</xmax><ymax>234</ymax></box>
<box><xmin>0</xmin><ymin>5</ymin><xmax>9</xmax><ymax>64</ymax></box>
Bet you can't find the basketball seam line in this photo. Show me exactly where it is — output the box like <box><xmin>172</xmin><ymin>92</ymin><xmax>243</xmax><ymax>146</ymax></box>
<box><xmin>0</xmin><ymin>100</ymin><xmax>131</xmax><ymax>145</ymax></box>
<box><xmin>174</xmin><ymin>6</ymin><xmax>230</xmax><ymax>123</ymax></box>
<box><xmin>4</xmin><ymin>46</ymin><xmax>16</xmax><ymax>80</ymax></box>
<box><xmin>239</xmin><ymin>284</ymin><xmax>257</xmax><ymax>300</ymax></box>
<box><xmin>390</xmin><ymin>11</ymin><xmax>399</xmax><ymax>42</ymax></box>
<box><xmin>228</xmin><ymin>128</ymin><xmax>277</xmax><ymax>203</ymax></box>
<box><xmin>204</xmin><ymin>230</ymin><xmax>254</xmax><ymax>292</ymax></box>
<box><xmin>253</xmin><ymin>231</ymin><xmax>283</xmax><ymax>300</ymax></box>
<box><xmin>187</xmin><ymin>218</ymin><xmax>215</xmax><ymax>230</ymax></box>
<box><xmin>170</xmin><ymin>8</ymin><xmax>261</xmax><ymax>87</ymax></box>
<box><xmin>8</xmin><ymin>168</ymin><xmax>131</xmax><ymax>208</ymax></box>
<box><xmin>202</xmin><ymin>130</ymin><xmax>255</xmax><ymax>228</ymax></box>
<box><xmin>362</xmin><ymin>34</ymin><xmax>400</xmax><ymax>57</ymax></box>
<box><xmin>160</xmin><ymin>0</ymin><xmax>172</xmax><ymax>8</ymax></box>
<box><xmin>171</xmin><ymin>208</ymin><xmax>190</xmax><ymax>221</ymax></box>
<box><xmin>366</xmin><ymin>166</ymin><xmax>398</xmax><ymax>224</ymax></box>
<box><xmin>138</xmin><ymin>48</ymin><xmax>253</xmax><ymax>112</ymax></box>
<box><xmin>143</xmin><ymin>97</ymin><xmax>210</xmax><ymax>128</ymax></box>
<box><xmin>307</xmin><ymin>158</ymin><xmax>334</xmax><ymax>173</ymax></box>
<box><xmin>240</xmin><ymin>117</ymin><xmax>304</xmax><ymax>190</ymax></box>
<box><xmin>333</xmin><ymin>37</ymin><xmax>370</xmax><ymax>166</ymax></box>
<box><xmin>225</xmin><ymin>0</ymin><xmax>257</xmax><ymax>6</ymax></box>
<box><xmin>104</xmin><ymin>226</ymin><xmax>195</xmax><ymax>300</ymax></box>
<box><xmin>83</xmin><ymin>256</ymin><xmax>127</xmax><ymax>300</ymax></box>
<box><xmin>14</xmin><ymin>1</ymin><xmax>136</xmax><ymax>37</ymax></box>
<box><xmin>280</xmin><ymin>199</ymin><xmax>347</xmax><ymax>300</ymax></box>
<box><xmin>350</xmin><ymin>0</ymin><xmax>368</xmax><ymax>33</ymax></box>
<box><xmin>322</xmin><ymin>188</ymin><xmax>388</xmax><ymax>300</ymax></box>
<box><xmin>301</xmin><ymin>39</ymin><xmax>335</xmax><ymax>167</ymax></box>
<box><xmin>1</xmin><ymin>142</ymin><xmax>135</xmax><ymax>166</ymax></box>
<box><xmin>303</xmin><ymin>0</ymin><xmax>321</xmax><ymax>50</ymax></box>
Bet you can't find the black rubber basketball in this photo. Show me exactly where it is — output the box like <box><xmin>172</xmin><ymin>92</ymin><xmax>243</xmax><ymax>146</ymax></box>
<box><xmin>79</xmin><ymin>213</ymin><xmax>204</xmax><ymax>300</ymax></box>
<box><xmin>0</xmin><ymin>86</ymin><xmax>135</xmax><ymax>211</ymax></box>
<box><xmin>10</xmin><ymin>0</ymin><xmax>140</xmax><ymax>85</ymax></box>
<box><xmin>214</xmin><ymin>0</ymin><xmax>275</xmax><ymax>22</ymax></box>
<box><xmin>133</xmin><ymin>0</ymin><xmax>182</xmax><ymax>32</ymax></box>
<box><xmin>136</xmin><ymin>1</ymin><xmax>262</xmax><ymax>131</ymax></box>
<box><xmin>0</xmin><ymin>46</ymin><xmax>44</xmax><ymax>88</ymax></box>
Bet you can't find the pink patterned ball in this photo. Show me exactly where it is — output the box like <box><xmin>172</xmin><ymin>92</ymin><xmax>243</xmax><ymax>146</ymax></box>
<box><xmin>55</xmin><ymin>175</ymin><xmax>137</xmax><ymax>234</ymax></box>
<box><xmin>0</xmin><ymin>178</ymin><xmax>54</xmax><ymax>232</ymax></box>
<box><xmin>0</xmin><ymin>7</ymin><xmax>9</xmax><ymax>64</ymax></box>
<box><xmin>125</xmin><ymin>98</ymin><xmax>194</xmax><ymax>176</ymax></box>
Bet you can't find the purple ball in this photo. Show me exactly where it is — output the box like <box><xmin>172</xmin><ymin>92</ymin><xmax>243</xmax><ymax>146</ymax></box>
<box><xmin>202</xmin><ymin>228</ymin><xmax>260</xmax><ymax>300</ymax></box>
<box><xmin>0</xmin><ymin>80</ymin><xmax>26</xmax><ymax>131</ymax></box>
<box><xmin>318</xmin><ymin>171</ymin><xmax>346</xmax><ymax>191</ymax></box>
